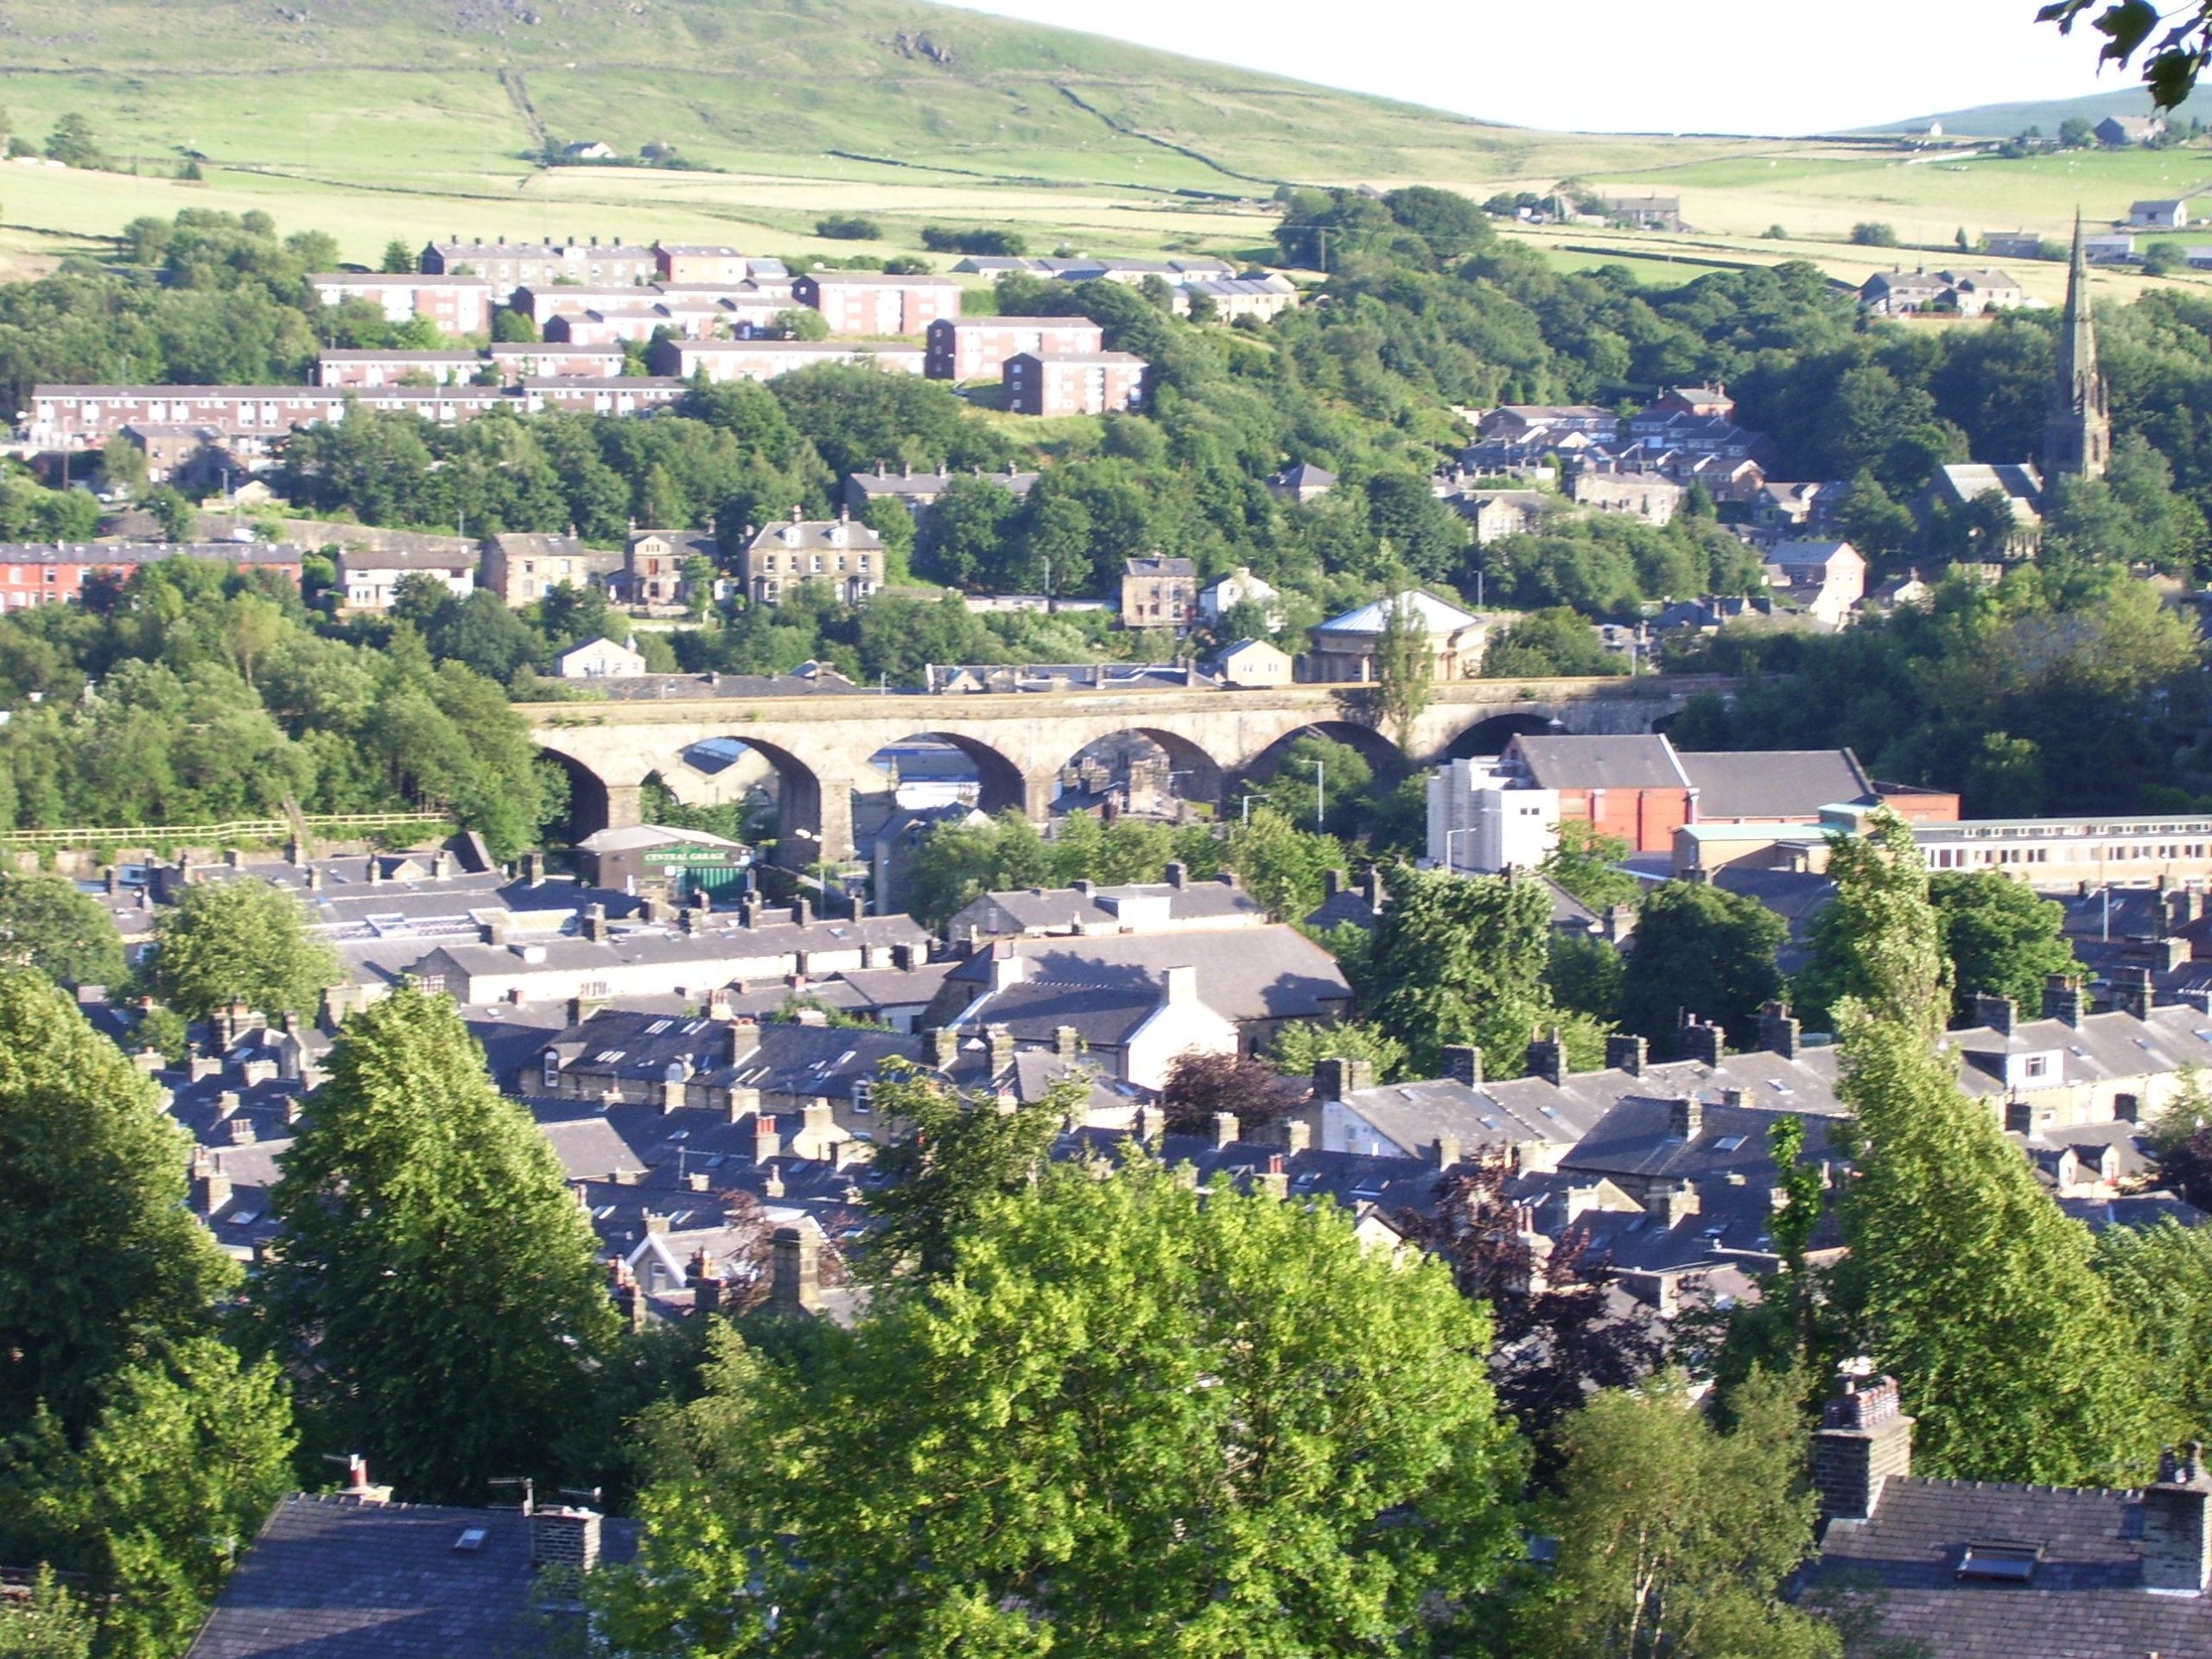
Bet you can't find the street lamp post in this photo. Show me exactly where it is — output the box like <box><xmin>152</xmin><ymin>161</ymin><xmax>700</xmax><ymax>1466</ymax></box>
<box><xmin>1314</xmin><ymin>759</ymin><xmax>1325</xmax><ymax>830</ymax></box>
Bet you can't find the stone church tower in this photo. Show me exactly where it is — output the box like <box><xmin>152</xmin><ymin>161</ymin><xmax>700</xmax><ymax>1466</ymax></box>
<box><xmin>2042</xmin><ymin>212</ymin><xmax>2111</xmax><ymax>496</ymax></box>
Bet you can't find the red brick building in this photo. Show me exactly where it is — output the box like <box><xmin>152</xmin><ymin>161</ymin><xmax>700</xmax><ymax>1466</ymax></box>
<box><xmin>316</xmin><ymin>350</ymin><xmax>481</xmax><ymax>388</ymax></box>
<box><xmin>1001</xmin><ymin>351</ymin><xmax>1147</xmax><ymax>416</ymax></box>
<box><xmin>1501</xmin><ymin>734</ymin><xmax>1694</xmax><ymax>855</ymax></box>
<box><xmin>308</xmin><ymin>274</ymin><xmax>493</xmax><ymax>336</ymax></box>
<box><xmin>646</xmin><ymin>340</ymin><xmax>925</xmax><ymax>383</ymax></box>
<box><xmin>791</xmin><ymin>272</ymin><xmax>962</xmax><ymax>336</ymax></box>
<box><xmin>925</xmin><ymin>316</ymin><xmax>1104</xmax><ymax>381</ymax></box>
<box><xmin>0</xmin><ymin>543</ymin><xmax>304</xmax><ymax>609</ymax></box>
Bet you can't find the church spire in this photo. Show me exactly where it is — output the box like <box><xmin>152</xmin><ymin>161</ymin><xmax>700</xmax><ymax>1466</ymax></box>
<box><xmin>2043</xmin><ymin>209</ymin><xmax>2110</xmax><ymax>493</ymax></box>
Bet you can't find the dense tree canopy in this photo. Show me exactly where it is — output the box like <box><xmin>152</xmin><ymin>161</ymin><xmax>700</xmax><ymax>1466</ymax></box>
<box><xmin>149</xmin><ymin>878</ymin><xmax>339</xmax><ymax>1023</ymax></box>
<box><xmin>594</xmin><ymin>1155</ymin><xmax>1524</xmax><ymax>1656</ymax></box>
<box><xmin>263</xmin><ymin>985</ymin><xmax>619</xmax><ymax>1503</ymax></box>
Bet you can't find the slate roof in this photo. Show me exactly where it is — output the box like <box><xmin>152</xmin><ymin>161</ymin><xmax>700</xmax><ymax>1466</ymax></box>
<box><xmin>1680</xmin><ymin>748</ymin><xmax>1874</xmax><ymax>819</ymax></box>
<box><xmin>187</xmin><ymin>1494</ymin><xmax>634</xmax><ymax>1658</ymax></box>
<box><xmin>936</xmin><ymin>927</ymin><xmax>1352</xmax><ymax>1027</ymax></box>
<box><xmin>948</xmin><ymin>877</ymin><xmax>1262</xmax><ymax>939</ymax></box>
<box><xmin>1335</xmin><ymin>1075</ymin><xmax>1593</xmax><ymax>1158</ymax></box>
<box><xmin>1509</xmin><ymin>734</ymin><xmax>1689</xmax><ymax>791</ymax></box>
<box><xmin>1943</xmin><ymin>1005</ymin><xmax>2212</xmax><ymax>1103</ymax></box>
<box><xmin>1802</xmin><ymin>1478</ymin><xmax>2212</xmax><ymax>1659</ymax></box>
<box><xmin>1317</xmin><ymin>589</ymin><xmax>1484</xmax><ymax>636</ymax></box>
<box><xmin>538</xmin><ymin>1010</ymin><xmax>931</xmax><ymax>1099</ymax></box>
<box><xmin>944</xmin><ymin>977</ymin><xmax>1166</xmax><ymax>1048</ymax></box>
<box><xmin>1560</xmin><ymin>1094</ymin><xmax>1841</xmax><ymax>1186</ymax></box>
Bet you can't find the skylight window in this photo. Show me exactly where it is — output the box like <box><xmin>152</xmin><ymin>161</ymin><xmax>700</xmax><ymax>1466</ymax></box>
<box><xmin>595</xmin><ymin>1050</ymin><xmax>626</xmax><ymax>1063</ymax></box>
<box><xmin>454</xmin><ymin>1528</ymin><xmax>488</xmax><ymax>1552</ymax></box>
<box><xmin>1957</xmin><ymin>1541</ymin><xmax>2040</xmax><ymax>1582</ymax></box>
<box><xmin>646</xmin><ymin>1020</ymin><xmax>672</xmax><ymax>1035</ymax></box>
<box><xmin>1715</xmin><ymin>1135</ymin><xmax>1747</xmax><ymax>1153</ymax></box>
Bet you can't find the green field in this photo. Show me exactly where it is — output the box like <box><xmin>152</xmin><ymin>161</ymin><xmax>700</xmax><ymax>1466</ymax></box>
<box><xmin>0</xmin><ymin>0</ymin><xmax>2205</xmax><ymax>301</ymax></box>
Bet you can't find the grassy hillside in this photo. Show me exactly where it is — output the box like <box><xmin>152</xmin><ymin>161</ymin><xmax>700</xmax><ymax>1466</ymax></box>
<box><xmin>0</xmin><ymin>0</ymin><xmax>1732</xmax><ymax>192</ymax></box>
<box><xmin>1863</xmin><ymin>86</ymin><xmax>2196</xmax><ymax>137</ymax></box>
<box><xmin>0</xmin><ymin>0</ymin><xmax>1798</xmax><ymax>273</ymax></box>
<box><xmin>0</xmin><ymin>0</ymin><xmax>2197</xmax><ymax>310</ymax></box>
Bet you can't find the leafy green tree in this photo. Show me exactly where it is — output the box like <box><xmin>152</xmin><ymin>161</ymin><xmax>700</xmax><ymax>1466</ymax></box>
<box><xmin>1849</xmin><ymin>221</ymin><xmax>1898</xmax><ymax>247</ymax></box>
<box><xmin>1510</xmin><ymin>1370</ymin><xmax>1840</xmax><ymax>1659</ymax></box>
<box><xmin>1481</xmin><ymin>607</ymin><xmax>1624</xmax><ymax>678</ymax></box>
<box><xmin>0</xmin><ymin>873</ymin><xmax>124</xmax><ymax>988</ymax></box>
<box><xmin>1545</xmin><ymin>931</ymin><xmax>1624</xmax><ymax>1027</ymax></box>
<box><xmin>0</xmin><ymin>973</ymin><xmax>289</xmax><ymax>1654</ymax></box>
<box><xmin>0</xmin><ymin>1566</ymin><xmax>94</xmax><ymax>1658</ymax></box>
<box><xmin>593</xmin><ymin>1157</ymin><xmax>1525</xmax><ymax>1656</ymax></box>
<box><xmin>1223</xmin><ymin>804</ymin><xmax>1344</xmax><ymax>922</ymax></box>
<box><xmin>378</xmin><ymin>238</ymin><xmax>414</xmax><ymax>274</ymax></box>
<box><xmin>141</xmin><ymin>486</ymin><xmax>195</xmax><ymax>543</ymax></box>
<box><xmin>1</xmin><ymin>1337</ymin><xmax>294</xmax><ymax>1659</ymax></box>
<box><xmin>149</xmin><ymin>878</ymin><xmax>339</xmax><ymax>1021</ymax></box>
<box><xmin>1828</xmin><ymin>811</ymin><xmax>2155</xmax><ymax>1483</ymax></box>
<box><xmin>2098</xmin><ymin>1218</ymin><xmax>2212</xmax><ymax>1446</ymax></box>
<box><xmin>99</xmin><ymin>434</ymin><xmax>147</xmax><ymax>495</ymax></box>
<box><xmin>0</xmin><ymin>971</ymin><xmax>241</xmax><ymax>1437</ymax></box>
<box><xmin>42</xmin><ymin>113</ymin><xmax>103</xmax><ymax>169</ymax></box>
<box><xmin>1619</xmin><ymin>880</ymin><xmax>1786</xmax><ymax>1049</ymax></box>
<box><xmin>1252</xmin><ymin>734</ymin><xmax>1370</xmax><ymax>836</ymax></box>
<box><xmin>861</xmin><ymin>1063</ymin><xmax>1071</xmax><ymax>1281</ymax></box>
<box><xmin>1368</xmin><ymin>861</ymin><xmax>1561</xmax><ymax>1077</ymax></box>
<box><xmin>1539</xmin><ymin>822</ymin><xmax>1638</xmax><ymax>911</ymax></box>
<box><xmin>1372</xmin><ymin>591</ymin><xmax>1434</xmax><ymax>750</ymax></box>
<box><xmin>1266</xmin><ymin>1016</ymin><xmax>1407</xmax><ymax>1083</ymax></box>
<box><xmin>262</xmin><ymin>985</ymin><xmax>619</xmax><ymax>1503</ymax></box>
<box><xmin>1926</xmin><ymin>870</ymin><xmax>2080</xmax><ymax>1026</ymax></box>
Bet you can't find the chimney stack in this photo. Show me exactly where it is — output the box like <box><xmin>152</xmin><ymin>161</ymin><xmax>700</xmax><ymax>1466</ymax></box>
<box><xmin>2043</xmin><ymin>973</ymin><xmax>2089</xmax><ymax>1027</ymax></box>
<box><xmin>2114</xmin><ymin>965</ymin><xmax>2154</xmax><ymax>1022</ymax></box>
<box><xmin>752</xmin><ymin>1109</ymin><xmax>780</xmax><ymax>1161</ymax></box>
<box><xmin>1812</xmin><ymin>1372</ymin><xmax>1915</xmax><ymax>1523</ymax></box>
<box><xmin>2145</xmin><ymin>1443</ymin><xmax>2212</xmax><ymax>1592</ymax></box>
<box><xmin>1053</xmin><ymin>1025</ymin><xmax>1079</xmax><ymax>1058</ymax></box>
<box><xmin>772</xmin><ymin>1224</ymin><xmax>821</xmax><ymax>1314</ymax></box>
<box><xmin>1312</xmin><ymin>1056</ymin><xmax>1375</xmax><ymax>1102</ymax></box>
<box><xmin>1284</xmin><ymin>1119</ymin><xmax>1312</xmax><ymax>1155</ymax></box>
<box><xmin>192</xmin><ymin>1150</ymin><xmax>232</xmax><ymax>1216</ymax></box>
<box><xmin>1433</xmin><ymin>1134</ymin><xmax>1462</xmax><ymax>1171</ymax></box>
<box><xmin>1441</xmin><ymin>1044</ymin><xmax>1483</xmax><ymax>1087</ymax></box>
<box><xmin>1526</xmin><ymin>1027</ymin><xmax>1567</xmax><ymax>1088</ymax></box>
<box><xmin>582</xmin><ymin>903</ymin><xmax>608</xmax><ymax>943</ymax></box>
<box><xmin>986</xmin><ymin>1022</ymin><xmax>1014</xmax><ymax>1074</ymax></box>
<box><xmin>1606</xmin><ymin>1033</ymin><xmax>1648</xmax><ymax>1077</ymax></box>
<box><xmin>1669</xmin><ymin>1095</ymin><xmax>1703</xmax><ymax>1141</ymax></box>
<box><xmin>1164</xmin><ymin>861</ymin><xmax>1187</xmax><ymax>889</ymax></box>
<box><xmin>1973</xmin><ymin>992</ymin><xmax>2016</xmax><ymax>1036</ymax></box>
<box><xmin>1758</xmin><ymin>1001</ymin><xmax>1802</xmax><ymax>1061</ymax></box>
<box><xmin>531</xmin><ymin>1506</ymin><xmax>603</xmax><ymax>1574</ymax></box>
<box><xmin>1678</xmin><ymin>1015</ymin><xmax>1724</xmax><ymax>1067</ymax></box>
<box><xmin>928</xmin><ymin>1026</ymin><xmax>959</xmax><ymax>1070</ymax></box>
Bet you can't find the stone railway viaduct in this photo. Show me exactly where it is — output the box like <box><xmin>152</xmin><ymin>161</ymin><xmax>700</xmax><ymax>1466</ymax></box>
<box><xmin>521</xmin><ymin>675</ymin><xmax>1732</xmax><ymax>863</ymax></box>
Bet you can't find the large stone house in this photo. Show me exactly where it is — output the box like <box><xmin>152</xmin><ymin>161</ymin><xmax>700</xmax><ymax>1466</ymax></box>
<box><xmin>1306</xmin><ymin>590</ymin><xmax>1493</xmax><ymax>683</ymax></box>
<box><xmin>739</xmin><ymin>512</ymin><xmax>885</xmax><ymax>607</ymax></box>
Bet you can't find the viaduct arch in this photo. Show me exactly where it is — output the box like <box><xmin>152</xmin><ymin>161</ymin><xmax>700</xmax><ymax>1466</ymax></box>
<box><xmin>524</xmin><ymin>676</ymin><xmax>1731</xmax><ymax>864</ymax></box>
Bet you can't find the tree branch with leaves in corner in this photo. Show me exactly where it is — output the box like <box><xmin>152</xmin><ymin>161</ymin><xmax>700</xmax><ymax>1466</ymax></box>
<box><xmin>2041</xmin><ymin>0</ymin><xmax>2212</xmax><ymax>108</ymax></box>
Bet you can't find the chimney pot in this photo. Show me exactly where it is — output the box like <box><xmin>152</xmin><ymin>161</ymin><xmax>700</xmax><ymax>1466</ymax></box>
<box><xmin>1441</xmin><ymin>1044</ymin><xmax>1484</xmax><ymax>1087</ymax></box>
<box><xmin>1606</xmin><ymin>1033</ymin><xmax>1648</xmax><ymax>1077</ymax></box>
<box><xmin>1214</xmin><ymin>1110</ymin><xmax>1239</xmax><ymax>1148</ymax></box>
